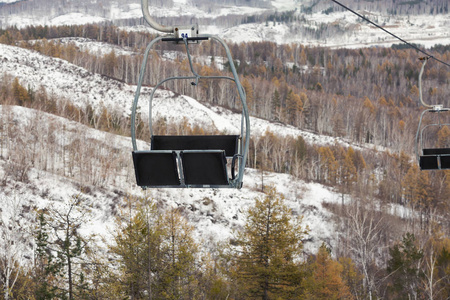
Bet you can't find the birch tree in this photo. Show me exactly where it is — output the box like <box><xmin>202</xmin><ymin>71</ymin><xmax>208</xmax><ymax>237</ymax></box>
<box><xmin>344</xmin><ymin>199</ymin><xmax>388</xmax><ymax>300</ymax></box>
<box><xmin>0</xmin><ymin>194</ymin><xmax>31</xmax><ymax>300</ymax></box>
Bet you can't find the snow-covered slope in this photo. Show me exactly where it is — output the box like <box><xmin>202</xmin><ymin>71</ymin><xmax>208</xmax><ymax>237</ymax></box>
<box><xmin>0</xmin><ymin>43</ymin><xmax>135</xmax><ymax>115</ymax></box>
<box><xmin>1</xmin><ymin>0</ymin><xmax>449</xmax><ymax>48</ymax></box>
<box><xmin>0</xmin><ymin>40</ymin><xmax>347</xmax><ymax>254</ymax></box>
<box><xmin>0</xmin><ymin>43</ymin><xmax>358</xmax><ymax>149</ymax></box>
<box><xmin>0</xmin><ymin>0</ymin><xmax>22</xmax><ymax>3</ymax></box>
<box><xmin>0</xmin><ymin>104</ymin><xmax>339</xmax><ymax>255</ymax></box>
<box><xmin>221</xmin><ymin>11</ymin><xmax>450</xmax><ymax>48</ymax></box>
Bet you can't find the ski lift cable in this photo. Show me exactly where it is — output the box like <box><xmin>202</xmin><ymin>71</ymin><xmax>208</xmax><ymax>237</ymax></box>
<box><xmin>330</xmin><ymin>0</ymin><xmax>450</xmax><ymax>68</ymax></box>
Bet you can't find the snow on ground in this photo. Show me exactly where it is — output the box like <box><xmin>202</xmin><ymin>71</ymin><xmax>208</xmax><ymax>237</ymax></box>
<box><xmin>0</xmin><ymin>43</ymin><xmax>140</xmax><ymax>115</ymax></box>
<box><xmin>0</xmin><ymin>0</ymin><xmax>440</xmax><ymax>268</ymax></box>
<box><xmin>49</xmin><ymin>13</ymin><xmax>107</xmax><ymax>26</ymax></box>
<box><xmin>110</xmin><ymin>3</ymin><xmax>142</xmax><ymax>21</ymax></box>
<box><xmin>0</xmin><ymin>0</ymin><xmax>21</xmax><ymax>3</ymax></box>
<box><xmin>221</xmin><ymin>22</ymin><xmax>291</xmax><ymax>45</ymax></box>
<box><xmin>51</xmin><ymin>37</ymin><xmax>137</xmax><ymax>57</ymax></box>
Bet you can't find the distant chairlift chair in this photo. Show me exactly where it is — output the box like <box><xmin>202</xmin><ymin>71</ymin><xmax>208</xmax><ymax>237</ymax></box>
<box><xmin>415</xmin><ymin>57</ymin><xmax>450</xmax><ymax>170</ymax></box>
<box><xmin>131</xmin><ymin>0</ymin><xmax>250</xmax><ymax>188</ymax></box>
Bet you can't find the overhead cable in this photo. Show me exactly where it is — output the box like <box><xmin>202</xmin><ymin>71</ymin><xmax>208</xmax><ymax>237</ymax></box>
<box><xmin>330</xmin><ymin>0</ymin><xmax>450</xmax><ymax>68</ymax></box>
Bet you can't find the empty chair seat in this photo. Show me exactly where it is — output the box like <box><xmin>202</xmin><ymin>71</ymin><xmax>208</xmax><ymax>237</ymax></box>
<box><xmin>132</xmin><ymin>151</ymin><xmax>180</xmax><ymax>186</ymax></box>
<box><xmin>152</xmin><ymin>135</ymin><xmax>239</xmax><ymax>157</ymax></box>
<box><xmin>441</xmin><ymin>155</ymin><xmax>450</xmax><ymax>169</ymax></box>
<box><xmin>181</xmin><ymin>150</ymin><xmax>229</xmax><ymax>186</ymax></box>
<box><xmin>419</xmin><ymin>155</ymin><xmax>439</xmax><ymax>170</ymax></box>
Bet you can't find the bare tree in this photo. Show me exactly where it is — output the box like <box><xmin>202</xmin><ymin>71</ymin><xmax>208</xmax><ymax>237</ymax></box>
<box><xmin>0</xmin><ymin>194</ymin><xmax>31</xmax><ymax>300</ymax></box>
<box><xmin>343</xmin><ymin>199</ymin><xmax>390</xmax><ymax>300</ymax></box>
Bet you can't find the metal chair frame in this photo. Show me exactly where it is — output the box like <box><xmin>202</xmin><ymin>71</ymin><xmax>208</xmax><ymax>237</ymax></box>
<box><xmin>131</xmin><ymin>0</ymin><xmax>250</xmax><ymax>188</ymax></box>
<box><xmin>415</xmin><ymin>57</ymin><xmax>450</xmax><ymax>170</ymax></box>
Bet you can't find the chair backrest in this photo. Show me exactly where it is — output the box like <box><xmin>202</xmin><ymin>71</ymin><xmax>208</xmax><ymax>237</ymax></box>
<box><xmin>423</xmin><ymin>148</ymin><xmax>450</xmax><ymax>155</ymax></box>
<box><xmin>151</xmin><ymin>135</ymin><xmax>239</xmax><ymax>157</ymax></box>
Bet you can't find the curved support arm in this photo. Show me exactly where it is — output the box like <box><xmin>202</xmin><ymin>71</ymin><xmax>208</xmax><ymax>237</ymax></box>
<box><xmin>131</xmin><ymin>36</ymin><xmax>165</xmax><ymax>151</ymax></box>
<box><xmin>415</xmin><ymin>109</ymin><xmax>430</xmax><ymax>162</ymax></box>
<box><xmin>418</xmin><ymin>57</ymin><xmax>433</xmax><ymax>109</ymax></box>
<box><xmin>141</xmin><ymin>0</ymin><xmax>174</xmax><ymax>33</ymax></box>
<box><xmin>206</xmin><ymin>35</ymin><xmax>250</xmax><ymax>186</ymax></box>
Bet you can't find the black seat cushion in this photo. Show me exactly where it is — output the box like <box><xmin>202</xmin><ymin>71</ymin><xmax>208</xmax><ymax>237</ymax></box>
<box><xmin>181</xmin><ymin>151</ymin><xmax>228</xmax><ymax>186</ymax></box>
<box><xmin>440</xmin><ymin>155</ymin><xmax>450</xmax><ymax>169</ymax></box>
<box><xmin>132</xmin><ymin>151</ymin><xmax>180</xmax><ymax>186</ymax></box>
<box><xmin>420</xmin><ymin>155</ymin><xmax>439</xmax><ymax>170</ymax></box>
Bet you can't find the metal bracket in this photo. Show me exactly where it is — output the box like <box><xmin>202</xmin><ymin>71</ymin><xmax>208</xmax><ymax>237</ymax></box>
<box><xmin>174</xmin><ymin>25</ymin><xmax>199</xmax><ymax>43</ymax></box>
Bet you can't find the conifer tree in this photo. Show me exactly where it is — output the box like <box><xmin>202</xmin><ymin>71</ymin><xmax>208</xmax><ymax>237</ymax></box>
<box><xmin>12</xmin><ymin>77</ymin><xmax>31</xmax><ymax>106</ymax></box>
<box><xmin>110</xmin><ymin>197</ymin><xmax>199</xmax><ymax>299</ymax></box>
<box><xmin>435</xmin><ymin>241</ymin><xmax>450</xmax><ymax>299</ymax></box>
<box><xmin>339</xmin><ymin>256</ymin><xmax>364</xmax><ymax>299</ymax></box>
<box><xmin>44</xmin><ymin>195</ymin><xmax>91</xmax><ymax>300</ymax></box>
<box><xmin>341</xmin><ymin>148</ymin><xmax>358</xmax><ymax>192</ymax></box>
<box><xmin>318</xmin><ymin>146</ymin><xmax>338</xmax><ymax>184</ymax></box>
<box><xmin>302</xmin><ymin>244</ymin><xmax>353</xmax><ymax>300</ymax></box>
<box><xmin>232</xmin><ymin>187</ymin><xmax>308</xmax><ymax>299</ymax></box>
<box><xmin>271</xmin><ymin>89</ymin><xmax>281</xmax><ymax>121</ymax></box>
<box><xmin>402</xmin><ymin>164</ymin><xmax>419</xmax><ymax>205</ymax></box>
<box><xmin>242</xmin><ymin>78</ymin><xmax>255</xmax><ymax>113</ymax></box>
<box><xmin>285</xmin><ymin>89</ymin><xmax>303</xmax><ymax>125</ymax></box>
<box><xmin>387</xmin><ymin>233</ymin><xmax>424</xmax><ymax>300</ymax></box>
<box><xmin>155</xmin><ymin>208</ymin><xmax>199</xmax><ymax>299</ymax></box>
<box><xmin>34</xmin><ymin>211</ymin><xmax>61</xmax><ymax>300</ymax></box>
<box><xmin>109</xmin><ymin>205</ymin><xmax>150</xmax><ymax>299</ymax></box>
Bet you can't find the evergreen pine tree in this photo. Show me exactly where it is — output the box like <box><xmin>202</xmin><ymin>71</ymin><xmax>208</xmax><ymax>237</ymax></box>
<box><xmin>387</xmin><ymin>233</ymin><xmax>424</xmax><ymax>300</ymax></box>
<box><xmin>110</xmin><ymin>197</ymin><xmax>199</xmax><ymax>299</ymax></box>
<box><xmin>34</xmin><ymin>211</ymin><xmax>59</xmax><ymax>300</ymax></box>
<box><xmin>232</xmin><ymin>187</ymin><xmax>308</xmax><ymax>299</ymax></box>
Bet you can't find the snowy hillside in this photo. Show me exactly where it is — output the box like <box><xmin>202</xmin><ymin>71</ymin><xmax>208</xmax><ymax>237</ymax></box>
<box><xmin>220</xmin><ymin>11</ymin><xmax>450</xmax><ymax>48</ymax></box>
<box><xmin>1</xmin><ymin>0</ymin><xmax>449</xmax><ymax>48</ymax></box>
<box><xmin>0</xmin><ymin>104</ymin><xmax>339</xmax><ymax>255</ymax></box>
<box><xmin>0</xmin><ymin>41</ymin><xmax>347</xmax><ymax>255</ymax></box>
<box><xmin>0</xmin><ymin>43</ymin><xmax>361</xmax><ymax>149</ymax></box>
<box><xmin>0</xmin><ymin>0</ymin><xmax>22</xmax><ymax>3</ymax></box>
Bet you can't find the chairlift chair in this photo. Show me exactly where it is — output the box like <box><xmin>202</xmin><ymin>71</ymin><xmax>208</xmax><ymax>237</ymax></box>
<box><xmin>131</xmin><ymin>0</ymin><xmax>250</xmax><ymax>188</ymax></box>
<box><xmin>415</xmin><ymin>57</ymin><xmax>450</xmax><ymax>170</ymax></box>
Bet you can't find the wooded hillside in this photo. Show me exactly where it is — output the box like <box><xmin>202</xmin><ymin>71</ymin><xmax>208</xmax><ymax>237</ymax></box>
<box><xmin>0</xmin><ymin>23</ymin><xmax>449</xmax><ymax>299</ymax></box>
